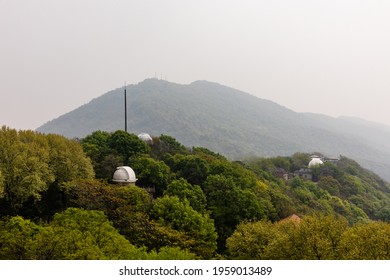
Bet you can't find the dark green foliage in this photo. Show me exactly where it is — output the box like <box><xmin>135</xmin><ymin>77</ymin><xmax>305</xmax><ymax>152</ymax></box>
<box><xmin>130</xmin><ymin>154</ymin><xmax>171</xmax><ymax>196</ymax></box>
<box><xmin>164</xmin><ymin>178</ymin><xmax>207</xmax><ymax>213</ymax></box>
<box><xmin>169</xmin><ymin>154</ymin><xmax>210</xmax><ymax>186</ymax></box>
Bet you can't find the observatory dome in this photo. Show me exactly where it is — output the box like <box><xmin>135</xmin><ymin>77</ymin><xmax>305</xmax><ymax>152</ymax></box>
<box><xmin>112</xmin><ymin>166</ymin><xmax>137</xmax><ymax>184</ymax></box>
<box><xmin>308</xmin><ymin>157</ymin><xmax>324</xmax><ymax>168</ymax></box>
<box><xmin>138</xmin><ymin>133</ymin><xmax>153</xmax><ymax>142</ymax></box>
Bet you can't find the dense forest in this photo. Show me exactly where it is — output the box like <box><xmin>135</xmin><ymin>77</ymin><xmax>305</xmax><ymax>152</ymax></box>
<box><xmin>1</xmin><ymin>126</ymin><xmax>390</xmax><ymax>259</ymax></box>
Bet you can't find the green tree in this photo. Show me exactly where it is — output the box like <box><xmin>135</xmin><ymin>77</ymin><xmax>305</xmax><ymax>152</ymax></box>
<box><xmin>130</xmin><ymin>155</ymin><xmax>171</xmax><ymax>196</ymax></box>
<box><xmin>317</xmin><ymin>176</ymin><xmax>341</xmax><ymax>196</ymax></box>
<box><xmin>164</xmin><ymin>178</ymin><xmax>207</xmax><ymax>213</ymax></box>
<box><xmin>203</xmin><ymin>174</ymin><xmax>264</xmax><ymax>251</ymax></box>
<box><xmin>287</xmin><ymin>214</ymin><xmax>348</xmax><ymax>259</ymax></box>
<box><xmin>339</xmin><ymin>221</ymin><xmax>390</xmax><ymax>259</ymax></box>
<box><xmin>171</xmin><ymin>154</ymin><xmax>210</xmax><ymax>186</ymax></box>
<box><xmin>151</xmin><ymin>195</ymin><xmax>217</xmax><ymax>258</ymax></box>
<box><xmin>150</xmin><ymin>134</ymin><xmax>187</xmax><ymax>159</ymax></box>
<box><xmin>0</xmin><ymin>216</ymin><xmax>42</xmax><ymax>259</ymax></box>
<box><xmin>108</xmin><ymin>130</ymin><xmax>150</xmax><ymax>164</ymax></box>
<box><xmin>32</xmin><ymin>208</ymin><xmax>147</xmax><ymax>260</ymax></box>
<box><xmin>226</xmin><ymin>220</ymin><xmax>275</xmax><ymax>259</ymax></box>
<box><xmin>0</xmin><ymin>127</ymin><xmax>54</xmax><ymax>213</ymax></box>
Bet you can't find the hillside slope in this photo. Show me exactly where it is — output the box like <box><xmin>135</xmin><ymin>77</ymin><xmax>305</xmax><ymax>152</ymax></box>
<box><xmin>37</xmin><ymin>79</ymin><xmax>390</xmax><ymax>181</ymax></box>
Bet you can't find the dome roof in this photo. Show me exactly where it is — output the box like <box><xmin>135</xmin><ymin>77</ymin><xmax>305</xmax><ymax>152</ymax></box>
<box><xmin>138</xmin><ymin>132</ymin><xmax>153</xmax><ymax>142</ymax></box>
<box><xmin>112</xmin><ymin>166</ymin><xmax>137</xmax><ymax>183</ymax></box>
<box><xmin>308</xmin><ymin>157</ymin><xmax>323</xmax><ymax>168</ymax></box>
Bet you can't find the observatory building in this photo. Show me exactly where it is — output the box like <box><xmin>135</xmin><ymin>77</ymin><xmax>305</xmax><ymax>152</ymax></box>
<box><xmin>112</xmin><ymin>166</ymin><xmax>137</xmax><ymax>185</ymax></box>
<box><xmin>138</xmin><ymin>132</ymin><xmax>153</xmax><ymax>143</ymax></box>
<box><xmin>308</xmin><ymin>155</ymin><xmax>324</xmax><ymax>168</ymax></box>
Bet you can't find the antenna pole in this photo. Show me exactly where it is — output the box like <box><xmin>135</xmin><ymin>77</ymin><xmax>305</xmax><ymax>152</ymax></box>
<box><xmin>124</xmin><ymin>82</ymin><xmax>127</xmax><ymax>133</ymax></box>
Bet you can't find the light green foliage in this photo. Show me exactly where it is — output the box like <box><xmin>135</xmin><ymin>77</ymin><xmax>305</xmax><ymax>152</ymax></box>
<box><xmin>47</xmin><ymin>134</ymin><xmax>94</xmax><ymax>184</ymax></box>
<box><xmin>226</xmin><ymin>220</ymin><xmax>275</xmax><ymax>259</ymax></box>
<box><xmin>0</xmin><ymin>127</ymin><xmax>94</xmax><ymax>214</ymax></box>
<box><xmin>0</xmin><ymin>216</ymin><xmax>43</xmax><ymax>259</ymax></box>
<box><xmin>33</xmin><ymin>208</ymin><xmax>147</xmax><ymax>260</ymax></box>
<box><xmin>339</xmin><ymin>221</ymin><xmax>390</xmax><ymax>259</ymax></box>
<box><xmin>227</xmin><ymin>214</ymin><xmax>349</xmax><ymax>260</ymax></box>
<box><xmin>164</xmin><ymin>178</ymin><xmax>207</xmax><ymax>213</ymax></box>
<box><xmin>81</xmin><ymin>130</ymin><xmax>150</xmax><ymax>179</ymax></box>
<box><xmin>0</xmin><ymin>127</ymin><xmax>54</xmax><ymax>211</ymax></box>
<box><xmin>285</xmin><ymin>214</ymin><xmax>348</xmax><ymax>259</ymax></box>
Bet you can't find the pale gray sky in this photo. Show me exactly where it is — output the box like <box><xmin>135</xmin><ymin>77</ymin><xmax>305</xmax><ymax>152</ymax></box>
<box><xmin>1</xmin><ymin>0</ymin><xmax>390</xmax><ymax>130</ymax></box>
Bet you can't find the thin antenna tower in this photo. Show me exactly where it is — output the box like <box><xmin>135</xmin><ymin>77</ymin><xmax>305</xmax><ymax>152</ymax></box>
<box><xmin>124</xmin><ymin>82</ymin><xmax>128</xmax><ymax>133</ymax></box>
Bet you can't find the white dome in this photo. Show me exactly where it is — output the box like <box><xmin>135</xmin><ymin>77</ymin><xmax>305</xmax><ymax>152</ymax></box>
<box><xmin>113</xmin><ymin>166</ymin><xmax>137</xmax><ymax>183</ymax></box>
<box><xmin>308</xmin><ymin>157</ymin><xmax>323</xmax><ymax>168</ymax></box>
<box><xmin>138</xmin><ymin>133</ymin><xmax>153</xmax><ymax>142</ymax></box>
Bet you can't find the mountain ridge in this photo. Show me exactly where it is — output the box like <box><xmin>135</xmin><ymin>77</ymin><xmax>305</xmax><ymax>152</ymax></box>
<box><xmin>37</xmin><ymin>79</ymin><xmax>390</xmax><ymax>181</ymax></box>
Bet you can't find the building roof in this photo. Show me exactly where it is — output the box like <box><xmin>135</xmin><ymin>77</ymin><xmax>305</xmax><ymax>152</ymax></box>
<box><xmin>138</xmin><ymin>132</ymin><xmax>153</xmax><ymax>142</ymax></box>
<box><xmin>112</xmin><ymin>166</ymin><xmax>137</xmax><ymax>183</ymax></box>
<box><xmin>308</xmin><ymin>157</ymin><xmax>323</xmax><ymax>168</ymax></box>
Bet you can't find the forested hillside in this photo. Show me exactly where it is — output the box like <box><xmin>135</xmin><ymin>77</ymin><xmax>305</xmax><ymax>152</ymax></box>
<box><xmin>1</xmin><ymin>127</ymin><xmax>390</xmax><ymax>259</ymax></box>
<box><xmin>36</xmin><ymin>79</ymin><xmax>390</xmax><ymax>182</ymax></box>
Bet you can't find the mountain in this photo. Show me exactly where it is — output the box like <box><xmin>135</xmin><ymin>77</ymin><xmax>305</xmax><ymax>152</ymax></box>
<box><xmin>37</xmin><ymin>79</ymin><xmax>390</xmax><ymax>181</ymax></box>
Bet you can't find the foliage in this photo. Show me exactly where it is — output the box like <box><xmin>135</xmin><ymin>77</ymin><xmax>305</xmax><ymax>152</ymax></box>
<box><xmin>3</xmin><ymin>126</ymin><xmax>390</xmax><ymax>260</ymax></box>
<box><xmin>339</xmin><ymin>221</ymin><xmax>390</xmax><ymax>259</ymax></box>
<box><xmin>164</xmin><ymin>178</ymin><xmax>207</xmax><ymax>213</ymax></box>
<box><xmin>227</xmin><ymin>214</ymin><xmax>350</xmax><ymax>260</ymax></box>
<box><xmin>151</xmin><ymin>195</ymin><xmax>217</xmax><ymax>258</ymax></box>
<box><xmin>130</xmin><ymin>154</ymin><xmax>171</xmax><ymax>196</ymax></box>
<box><xmin>0</xmin><ymin>126</ymin><xmax>93</xmax><ymax>215</ymax></box>
<box><xmin>81</xmin><ymin>130</ymin><xmax>149</xmax><ymax>179</ymax></box>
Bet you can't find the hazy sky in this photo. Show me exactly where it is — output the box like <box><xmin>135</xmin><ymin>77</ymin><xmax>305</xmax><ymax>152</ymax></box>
<box><xmin>2</xmin><ymin>0</ymin><xmax>390</xmax><ymax>130</ymax></box>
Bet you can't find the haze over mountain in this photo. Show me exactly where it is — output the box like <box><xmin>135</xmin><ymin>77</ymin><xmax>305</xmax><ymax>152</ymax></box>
<box><xmin>37</xmin><ymin>79</ymin><xmax>390</xmax><ymax>181</ymax></box>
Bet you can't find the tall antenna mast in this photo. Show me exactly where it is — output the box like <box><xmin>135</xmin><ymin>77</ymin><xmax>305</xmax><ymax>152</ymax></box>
<box><xmin>124</xmin><ymin>82</ymin><xmax>127</xmax><ymax>133</ymax></box>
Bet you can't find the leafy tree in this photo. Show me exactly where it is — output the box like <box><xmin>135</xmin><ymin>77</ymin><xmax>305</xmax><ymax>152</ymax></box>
<box><xmin>0</xmin><ymin>127</ymin><xmax>94</xmax><ymax>217</ymax></box>
<box><xmin>209</xmin><ymin>159</ymin><xmax>258</xmax><ymax>189</ymax></box>
<box><xmin>108</xmin><ymin>130</ymin><xmax>150</xmax><ymax>164</ymax></box>
<box><xmin>130</xmin><ymin>154</ymin><xmax>171</xmax><ymax>196</ymax></box>
<box><xmin>203</xmin><ymin>174</ymin><xmax>264</xmax><ymax>251</ymax></box>
<box><xmin>0</xmin><ymin>216</ymin><xmax>43</xmax><ymax>259</ymax></box>
<box><xmin>339</xmin><ymin>221</ymin><xmax>390</xmax><ymax>259</ymax></box>
<box><xmin>0</xmin><ymin>127</ymin><xmax>54</xmax><ymax>213</ymax></box>
<box><xmin>286</xmin><ymin>214</ymin><xmax>348</xmax><ymax>259</ymax></box>
<box><xmin>81</xmin><ymin>130</ymin><xmax>111</xmax><ymax>164</ymax></box>
<box><xmin>164</xmin><ymin>178</ymin><xmax>207</xmax><ymax>213</ymax></box>
<box><xmin>227</xmin><ymin>214</ymin><xmax>348</xmax><ymax>260</ymax></box>
<box><xmin>151</xmin><ymin>195</ymin><xmax>217</xmax><ymax>258</ymax></box>
<box><xmin>226</xmin><ymin>220</ymin><xmax>275</xmax><ymax>259</ymax></box>
<box><xmin>32</xmin><ymin>208</ymin><xmax>147</xmax><ymax>260</ymax></box>
<box><xmin>170</xmin><ymin>154</ymin><xmax>210</xmax><ymax>186</ymax></box>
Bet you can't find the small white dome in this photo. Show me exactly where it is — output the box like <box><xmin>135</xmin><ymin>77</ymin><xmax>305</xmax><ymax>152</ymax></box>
<box><xmin>308</xmin><ymin>157</ymin><xmax>323</xmax><ymax>168</ymax></box>
<box><xmin>113</xmin><ymin>166</ymin><xmax>137</xmax><ymax>183</ymax></box>
<box><xmin>138</xmin><ymin>133</ymin><xmax>153</xmax><ymax>142</ymax></box>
